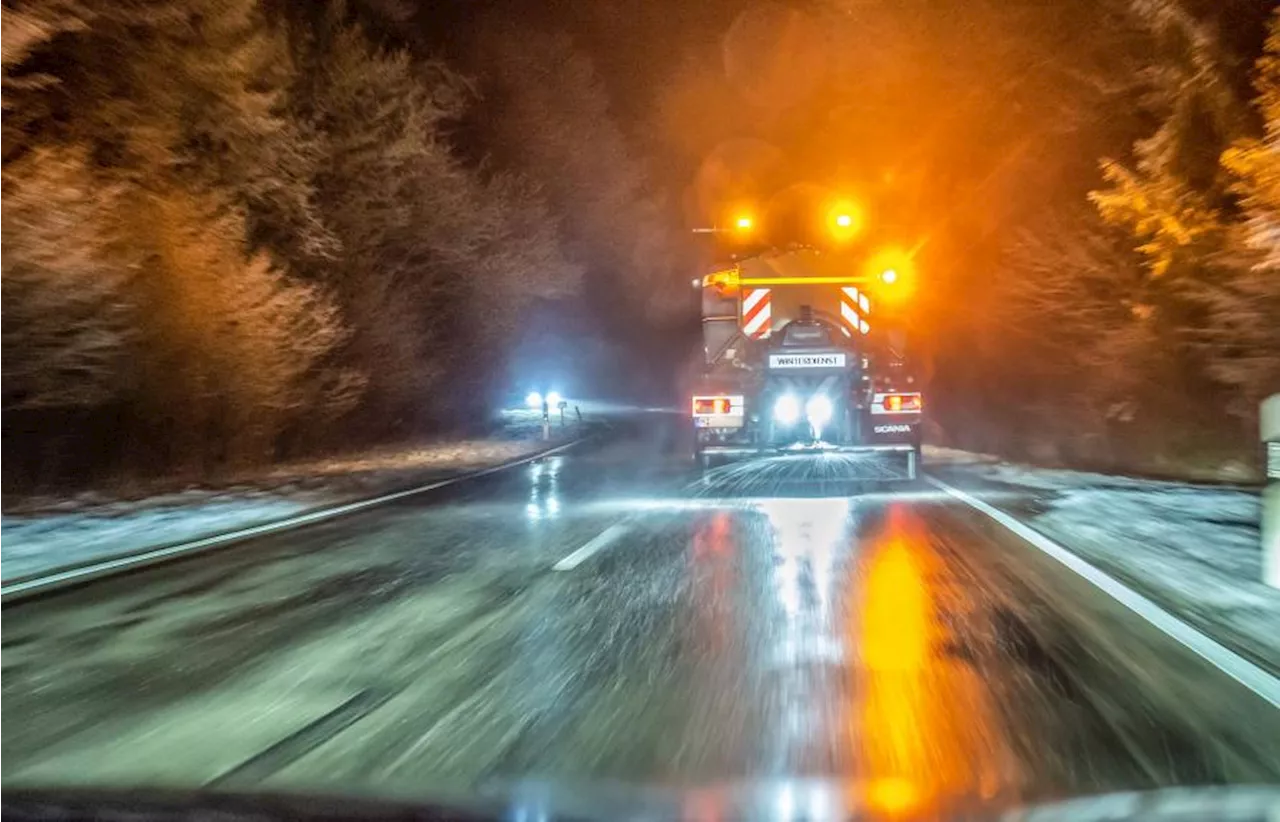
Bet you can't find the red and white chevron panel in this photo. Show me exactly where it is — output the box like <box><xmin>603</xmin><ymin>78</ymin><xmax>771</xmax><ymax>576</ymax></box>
<box><xmin>741</xmin><ymin>287</ymin><xmax>773</xmax><ymax>339</ymax></box>
<box><xmin>840</xmin><ymin>286</ymin><xmax>871</xmax><ymax>335</ymax></box>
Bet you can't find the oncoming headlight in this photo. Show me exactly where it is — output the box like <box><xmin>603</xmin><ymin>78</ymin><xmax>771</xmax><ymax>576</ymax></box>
<box><xmin>773</xmin><ymin>394</ymin><xmax>801</xmax><ymax>425</ymax></box>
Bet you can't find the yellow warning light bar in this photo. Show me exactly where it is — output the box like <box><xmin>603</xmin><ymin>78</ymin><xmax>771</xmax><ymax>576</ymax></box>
<box><xmin>700</xmin><ymin>270</ymin><xmax>875</xmax><ymax>288</ymax></box>
<box><xmin>739</xmin><ymin>275</ymin><xmax>875</xmax><ymax>286</ymax></box>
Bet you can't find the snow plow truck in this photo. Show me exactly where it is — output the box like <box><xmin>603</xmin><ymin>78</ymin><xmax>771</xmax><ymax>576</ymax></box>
<box><xmin>691</xmin><ymin>246</ymin><xmax>923</xmax><ymax>479</ymax></box>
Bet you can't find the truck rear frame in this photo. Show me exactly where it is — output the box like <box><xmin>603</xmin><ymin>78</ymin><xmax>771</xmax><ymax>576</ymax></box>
<box><xmin>691</xmin><ymin>249</ymin><xmax>922</xmax><ymax>479</ymax></box>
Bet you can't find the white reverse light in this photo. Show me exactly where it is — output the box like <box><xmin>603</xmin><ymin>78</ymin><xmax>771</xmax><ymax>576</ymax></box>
<box><xmin>806</xmin><ymin>394</ymin><xmax>834</xmax><ymax>426</ymax></box>
<box><xmin>773</xmin><ymin>394</ymin><xmax>801</xmax><ymax>425</ymax></box>
<box><xmin>525</xmin><ymin>391</ymin><xmax>543</xmax><ymax>408</ymax></box>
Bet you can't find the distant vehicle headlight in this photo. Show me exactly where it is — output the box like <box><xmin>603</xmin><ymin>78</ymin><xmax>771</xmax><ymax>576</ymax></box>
<box><xmin>526</xmin><ymin>391</ymin><xmax>543</xmax><ymax>408</ymax></box>
<box><xmin>806</xmin><ymin>394</ymin><xmax>834</xmax><ymax>426</ymax></box>
<box><xmin>773</xmin><ymin>394</ymin><xmax>801</xmax><ymax>425</ymax></box>
<box><xmin>546</xmin><ymin>391</ymin><xmax>563</xmax><ymax>407</ymax></box>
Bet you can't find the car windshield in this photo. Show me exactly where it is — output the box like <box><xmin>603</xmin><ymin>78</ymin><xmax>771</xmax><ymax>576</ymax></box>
<box><xmin>3</xmin><ymin>1</ymin><xmax>1280</xmax><ymax>820</ymax></box>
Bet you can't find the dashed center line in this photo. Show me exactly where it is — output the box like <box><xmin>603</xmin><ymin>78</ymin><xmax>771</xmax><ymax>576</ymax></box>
<box><xmin>553</xmin><ymin>522</ymin><xmax>632</xmax><ymax>571</ymax></box>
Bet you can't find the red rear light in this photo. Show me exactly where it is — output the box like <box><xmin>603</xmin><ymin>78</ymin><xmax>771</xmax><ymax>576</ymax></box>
<box><xmin>883</xmin><ymin>393</ymin><xmax>922</xmax><ymax>412</ymax></box>
<box><xmin>693</xmin><ymin>396</ymin><xmax>735</xmax><ymax>415</ymax></box>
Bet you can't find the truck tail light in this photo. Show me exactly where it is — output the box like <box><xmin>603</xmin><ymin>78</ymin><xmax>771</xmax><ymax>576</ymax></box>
<box><xmin>692</xmin><ymin>396</ymin><xmax>739</xmax><ymax>416</ymax></box>
<box><xmin>883</xmin><ymin>393</ymin><xmax>923</xmax><ymax>412</ymax></box>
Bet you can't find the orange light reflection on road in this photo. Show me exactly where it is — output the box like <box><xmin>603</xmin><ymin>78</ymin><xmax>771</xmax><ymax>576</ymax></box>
<box><xmin>688</xmin><ymin>511</ymin><xmax>737</xmax><ymax>655</ymax></box>
<box><xmin>852</xmin><ymin>504</ymin><xmax>1015</xmax><ymax>818</ymax></box>
<box><xmin>865</xmin><ymin>776</ymin><xmax>921</xmax><ymax>817</ymax></box>
<box><xmin>692</xmin><ymin>510</ymin><xmax>733</xmax><ymax>559</ymax></box>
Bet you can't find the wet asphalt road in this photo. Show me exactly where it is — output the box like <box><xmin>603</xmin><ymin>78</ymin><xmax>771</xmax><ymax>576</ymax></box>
<box><xmin>3</xmin><ymin>414</ymin><xmax>1279</xmax><ymax>818</ymax></box>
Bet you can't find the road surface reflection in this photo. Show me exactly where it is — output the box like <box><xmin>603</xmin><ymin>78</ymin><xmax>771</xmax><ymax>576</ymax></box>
<box><xmin>524</xmin><ymin>456</ymin><xmax>563</xmax><ymax>522</ymax></box>
<box><xmin>853</xmin><ymin>504</ymin><xmax>1017</xmax><ymax>816</ymax></box>
<box><xmin>679</xmin><ymin>499</ymin><xmax>1018</xmax><ymax>820</ymax></box>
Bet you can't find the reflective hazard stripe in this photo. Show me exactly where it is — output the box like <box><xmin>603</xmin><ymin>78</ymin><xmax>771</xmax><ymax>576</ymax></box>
<box><xmin>840</xmin><ymin>287</ymin><xmax>871</xmax><ymax>335</ymax></box>
<box><xmin>742</xmin><ymin>287</ymin><xmax>772</xmax><ymax>338</ymax></box>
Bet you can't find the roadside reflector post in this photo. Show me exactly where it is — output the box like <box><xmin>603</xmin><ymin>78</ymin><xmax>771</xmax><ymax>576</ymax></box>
<box><xmin>1263</xmin><ymin>394</ymin><xmax>1280</xmax><ymax>588</ymax></box>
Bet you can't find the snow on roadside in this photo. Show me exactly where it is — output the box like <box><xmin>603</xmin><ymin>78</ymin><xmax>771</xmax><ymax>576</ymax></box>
<box><xmin>2</xmin><ymin>418</ymin><xmax>576</xmax><ymax>583</ymax></box>
<box><xmin>1</xmin><ymin>493</ymin><xmax>316</xmax><ymax>583</ymax></box>
<box><xmin>927</xmin><ymin>447</ymin><xmax>1280</xmax><ymax>671</ymax></box>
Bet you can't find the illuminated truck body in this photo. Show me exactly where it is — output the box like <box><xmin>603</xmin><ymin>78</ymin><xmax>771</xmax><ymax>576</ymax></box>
<box><xmin>691</xmin><ymin>248</ymin><xmax>922</xmax><ymax>477</ymax></box>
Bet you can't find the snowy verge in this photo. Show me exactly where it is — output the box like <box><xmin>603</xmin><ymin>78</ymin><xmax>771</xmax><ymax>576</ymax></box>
<box><xmin>2</xmin><ymin>414</ymin><xmax>582</xmax><ymax>583</ymax></box>
<box><xmin>925</xmin><ymin>446</ymin><xmax>1280</xmax><ymax>674</ymax></box>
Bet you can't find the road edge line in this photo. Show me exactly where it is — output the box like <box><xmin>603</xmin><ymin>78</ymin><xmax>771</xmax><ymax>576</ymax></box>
<box><xmin>2</xmin><ymin>436</ymin><xmax>589</xmax><ymax>602</ymax></box>
<box><xmin>926</xmin><ymin>475</ymin><xmax>1280</xmax><ymax>709</ymax></box>
<box><xmin>553</xmin><ymin>522</ymin><xmax>633</xmax><ymax>571</ymax></box>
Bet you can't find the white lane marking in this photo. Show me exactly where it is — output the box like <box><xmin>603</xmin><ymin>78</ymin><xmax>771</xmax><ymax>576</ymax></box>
<box><xmin>554</xmin><ymin>522</ymin><xmax>632</xmax><ymax>571</ymax></box>
<box><xmin>2</xmin><ymin>438</ymin><xmax>588</xmax><ymax>600</ymax></box>
<box><xmin>926</xmin><ymin>475</ymin><xmax>1280</xmax><ymax>709</ymax></box>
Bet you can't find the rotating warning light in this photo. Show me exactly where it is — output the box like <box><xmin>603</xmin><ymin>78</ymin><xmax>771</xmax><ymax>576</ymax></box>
<box><xmin>826</xmin><ymin>200</ymin><xmax>863</xmax><ymax>242</ymax></box>
<box><xmin>865</xmin><ymin>246</ymin><xmax>916</xmax><ymax>306</ymax></box>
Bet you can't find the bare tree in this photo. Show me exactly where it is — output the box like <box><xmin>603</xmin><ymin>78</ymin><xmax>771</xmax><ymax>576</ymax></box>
<box><xmin>117</xmin><ymin>187</ymin><xmax>353</xmax><ymax>468</ymax></box>
<box><xmin>1216</xmin><ymin>8</ymin><xmax>1280</xmax><ymax>410</ymax></box>
<box><xmin>2</xmin><ymin>147</ymin><xmax>137</xmax><ymax>411</ymax></box>
<box><xmin>466</xmin><ymin>21</ymin><xmax>692</xmax><ymax>322</ymax></box>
